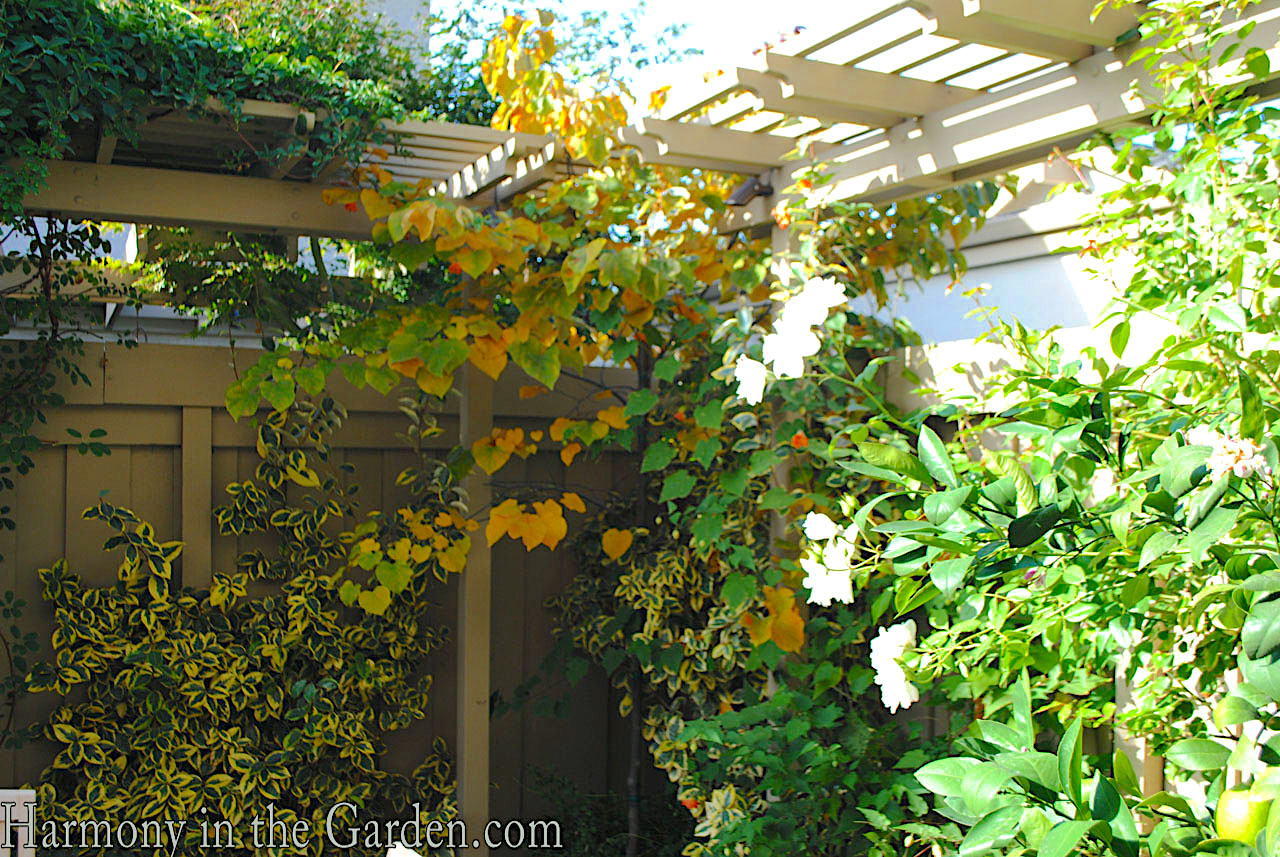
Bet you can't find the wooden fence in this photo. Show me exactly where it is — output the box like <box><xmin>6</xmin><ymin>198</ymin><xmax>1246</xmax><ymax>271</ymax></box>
<box><xmin>0</xmin><ymin>340</ymin><xmax>648</xmax><ymax>823</ymax></box>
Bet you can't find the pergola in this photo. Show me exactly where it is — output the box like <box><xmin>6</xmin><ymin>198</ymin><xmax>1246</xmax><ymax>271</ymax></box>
<box><xmin>18</xmin><ymin>1</ymin><xmax>1280</xmax><ymax>851</ymax></box>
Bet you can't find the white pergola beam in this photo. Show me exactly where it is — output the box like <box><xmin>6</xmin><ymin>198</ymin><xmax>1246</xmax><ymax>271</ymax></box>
<box><xmin>917</xmin><ymin>0</ymin><xmax>1096</xmax><ymax>62</ymax></box>
<box><xmin>961</xmin><ymin>0</ymin><xmax>1140</xmax><ymax>47</ymax></box>
<box><xmin>619</xmin><ymin>118</ymin><xmax>803</xmax><ymax>173</ymax></box>
<box><xmin>22</xmin><ymin>160</ymin><xmax>373</xmax><ymax>240</ymax></box>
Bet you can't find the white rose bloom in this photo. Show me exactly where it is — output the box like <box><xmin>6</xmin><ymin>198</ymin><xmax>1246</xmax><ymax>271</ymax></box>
<box><xmin>732</xmin><ymin>357</ymin><xmax>768</xmax><ymax>404</ymax></box>
<box><xmin>820</xmin><ymin>536</ymin><xmax>856</xmax><ymax>572</ymax></box>
<box><xmin>748</xmin><ymin>277</ymin><xmax>848</xmax><ymax>382</ymax></box>
<box><xmin>876</xmin><ymin>662</ymin><xmax>920</xmax><ymax>713</ymax></box>
<box><xmin>788</xmin><ymin>277</ymin><xmax>848</xmax><ymax>326</ymax></box>
<box><xmin>870</xmin><ymin>620</ymin><xmax>918</xmax><ymax>713</ymax></box>
<box><xmin>762</xmin><ymin>324</ymin><xmax>820</xmax><ymax>379</ymax></box>
<box><xmin>802</xmin><ymin>512</ymin><xmax>838</xmax><ymax>541</ymax></box>
<box><xmin>801</xmin><ymin>557</ymin><xmax>854</xmax><ymax>606</ymax></box>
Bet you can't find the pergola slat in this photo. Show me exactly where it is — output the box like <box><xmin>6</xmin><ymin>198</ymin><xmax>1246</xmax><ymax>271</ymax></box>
<box><xmin>754</xmin><ymin>52</ymin><xmax>976</xmax><ymax>119</ymax></box>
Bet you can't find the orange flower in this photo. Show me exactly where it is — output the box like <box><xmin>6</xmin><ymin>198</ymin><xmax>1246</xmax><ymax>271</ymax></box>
<box><xmin>681</xmin><ymin>798</ymin><xmax>700</xmax><ymax>810</ymax></box>
<box><xmin>344</xmin><ymin>202</ymin><xmax>359</xmax><ymax>212</ymax></box>
<box><xmin>448</xmin><ymin>261</ymin><xmax>463</xmax><ymax>275</ymax></box>
<box><xmin>790</xmin><ymin>431</ymin><xmax>809</xmax><ymax>450</ymax></box>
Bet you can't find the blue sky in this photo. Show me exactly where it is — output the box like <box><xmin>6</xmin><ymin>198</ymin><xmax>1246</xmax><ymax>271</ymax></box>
<box><xmin>375</xmin><ymin>0</ymin><xmax>837</xmax><ymax>96</ymax></box>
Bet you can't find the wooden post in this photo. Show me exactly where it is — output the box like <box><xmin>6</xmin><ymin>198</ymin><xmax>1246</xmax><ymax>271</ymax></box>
<box><xmin>180</xmin><ymin>406</ymin><xmax>212</xmax><ymax>589</ymax></box>
<box><xmin>457</xmin><ymin>361</ymin><xmax>494</xmax><ymax>853</ymax></box>
<box><xmin>1115</xmin><ymin>650</ymin><xmax>1164</xmax><ymax>831</ymax></box>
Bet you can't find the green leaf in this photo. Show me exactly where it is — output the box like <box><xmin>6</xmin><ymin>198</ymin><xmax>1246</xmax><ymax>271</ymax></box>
<box><xmin>295</xmin><ymin>364</ymin><xmax>326</xmax><ymax>396</ymax></box>
<box><xmin>693</xmin><ymin>400</ymin><xmax>723</xmax><ymax>429</ymax></box>
<box><xmin>225</xmin><ymin>379</ymin><xmax>259</xmax><ymax>420</ymax></box>
<box><xmin>1008</xmin><ymin>506</ymin><xmax>1062</xmax><ymax>548</ymax></box>
<box><xmin>1139</xmin><ymin>530</ymin><xmax>1179</xmax><ymax>569</ymax></box>
<box><xmin>1186</xmin><ymin>505</ymin><xmax>1240</xmax><ymax>563</ymax></box>
<box><xmin>1114</xmin><ymin>748</ymin><xmax>1141</xmax><ymax>797</ymax></box>
<box><xmin>260</xmin><ymin>378</ymin><xmax>296</xmax><ymax>413</ymax></box>
<box><xmin>641</xmin><ymin>442</ymin><xmax>677</xmax><ymax>473</ymax></box>
<box><xmin>509</xmin><ymin>340</ymin><xmax>561</xmax><ymax>388</ymax></box>
<box><xmin>930</xmin><ymin>556</ymin><xmax>972</xmax><ymax>597</ymax></box>
<box><xmin>424</xmin><ymin>339</ymin><xmax>469</xmax><ymax>375</ymax></box>
<box><xmin>993</xmin><ymin>751</ymin><xmax>1060</xmax><ymax>791</ymax></box>
<box><xmin>659</xmin><ymin>471</ymin><xmax>696</xmax><ymax>503</ymax></box>
<box><xmin>1058</xmin><ymin>717</ymin><xmax>1084</xmax><ymax>808</ymax></box>
<box><xmin>1013</xmin><ymin>670</ymin><xmax>1034</xmax><ymax>748</ymax></box>
<box><xmin>1208</xmin><ymin>302</ymin><xmax>1247</xmax><ymax>333</ymax></box>
<box><xmin>916</xmin><ymin>757</ymin><xmax>983</xmax><ymax>797</ymax></box>
<box><xmin>722</xmin><ymin>572</ymin><xmax>756</xmax><ymax>610</ymax></box>
<box><xmin>1213</xmin><ymin>695</ymin><xmax>1264</xmax><ymax>726</ymax></box>
<box><xmin>1241</xmin><ymin>651</ymin><xmax>1280</xmax><ymax>701</ymax></box>
<box><xmin>625</xmin><ymin>389</ymin><xmax>659</xmax><ymax>417</ymax></box>
<box><xmin>1165</xmin><ymin>738</ymin><xmax>1230</xmax><ymax>771</ymax></box>
<box><xmin>1160</xmin><ymin>444</ymin><xmax>1209</xmax><ymax>497</ymax></box>
<box><xmin>375</xmin><ymin>561</ymin><xmax>413</xmax><ymax>594</ymax></box>
<box><xmin>962</xmin><ymin>762</ymin><xmax>1011</xmax><ymax>816</ymax></box>
<box><xmin>1091</xmin><ymin>776</ymin><xmax>1139</xmax><ymax>857</ymax></box>
<box><xmin>653</xmin><ymin>354</ymin><xmax>680</xmax><ymax>382</ymax></box>
<box><xmin>1244</xmin><ymin>595</ymin><xmax>1280</xmax><ymax>660</ymax></box>
<box><xmin>1240</xmin><ymin>368</ymin><xmax>1264</xmax><ymax>441</ymax></box>
<box><xmin>990</xmin><ymin>454</ymin><xmax>1036</xmax><ymax>512</ymax></box>
<box><xmin>1110</xmin><ymin>320</ymin><xmax>1131</xmax><ymax>359</ymax></box>
<box><xmin>858</xmin><ymin>442</ymin><xmax>931</xmax><ymax>483</ymax></box>
<box><xmin>957</xmin><ymin>805</ymin><xmax>1022</xmax><ymax>857</ymax></box>
<box><xmin>918</xmin><ymin>426</ymin><xmax>957</xmax><ymax>487</ymax></box>
<box><xmin>1038</xmin><ymin>820</ymin><xmax>1096</xmax><ymax>857</ymax></box>
<box><xmin>925</xmin><ymin>486</ymin><xmax>971</xmax><ymax>525</ymax></box>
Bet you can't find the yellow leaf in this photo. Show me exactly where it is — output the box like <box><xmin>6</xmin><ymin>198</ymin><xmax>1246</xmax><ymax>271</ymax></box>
<box><xmin>560</xmin><ymin>442</ymin><xmax>582</xmax><ymax>467</ymax></box>
<box><xmin>763</xmin><ymin>586</ymin><xmax>805</xmax><ymax>653</ymax></box>
<box><xmin>360</xmin><ymin>188</ymin><xmax>398</xmax><ymax>220</ymax></box>
<box><xmin>472</xmin><ymin>437</ymin><xmax>512</xmax><ymax>475</ymax></box>
<box><xmin>469</xmin><ymin>335</ymin><xmax>508</xmax><ymax>380</ymax></box>
<box><xmin>438</xmin><ymin>543</ymin><xmax>467</xmax><ymax>573</ymax></box>
<box><xmin>390</xmin><ymin>357</ymin><xmax>424</xmax><ymax>378</ymax></box>
<box><xmin>405</xmin><ymin>200</ymin><xmax>437</xmax><ymax>240</ymax></box>
<box><xmin>530</xmin><ymin>430</ymin><xmax>544</xmax><ymax>442</ymax></box>
<box><xmin>549</xmin><ymin>417</ymin><xmax>574</xmax><ymax>442</ymax></box>
<box><xmin>596</xmin><ymin>405</ymin><xmax>627</xmax><ymax>431</ymax></box>
<box><xmin>519</xmin><ymin>384</ymin><xmax>547</xmax><ymax>399</ymax></box>
<box><xmin>602</xmin><ymin>528</ymin><xmax>633</xmax><ymax>560</ymax></box>
<box><xmin>493</xmin><ymin>427</ymin><xmax>525</xmax><ymax>453</ymax></box>
<box><xmin>561</xmin><ymin>492</ymin><xmax>586</xmax><ymax>513</ymax></box>
<box><xmin>322</xmin><ymin>187</ymin><xmax>358</xmax><ymax>206</ymax></box>
<box><xmin>415</xmin><ymin>368</ymin><xmax>452</xmax><ymax>397</ymax></box>
<box><xmin>487</xmin><ymin>498</ymin><xmax>523</xmax><ymax>546</ymax></box>
<box><xmin>388</xmin><ymin>538</ymin><xmax>412</xmax><ymax>563</ymax></box>
<box><xmin>357</xmin><ymin>586</ymin><xmax>392</xmax><ymax>616</ymax></box>
<box><xmin>531</xmin><ymin>499</ymin><xmax>567</xmax><ymax>549</ymax></box>
<box><xmin>740</xmin><ymin>612</ymin><xmax>772</xmax><ymax>647</ymax></box>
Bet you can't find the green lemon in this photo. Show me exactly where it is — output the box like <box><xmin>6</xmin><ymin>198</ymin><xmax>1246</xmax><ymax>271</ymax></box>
<box><xmin>1215</xmin><ymin>787</ymin><xmax>1272</xmax><ymax>844</ymax></box>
